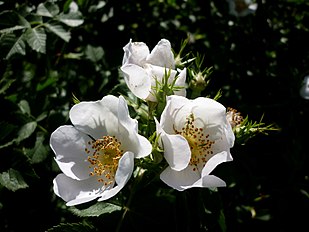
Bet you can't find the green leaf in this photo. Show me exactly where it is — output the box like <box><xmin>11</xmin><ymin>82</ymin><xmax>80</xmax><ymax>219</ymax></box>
<box><xmin>5</xmin><ymin>33</ymin><xmax>26</xmax><ymax>59</ymax></box>
<box><xmin>85</xmin><ymin>45</ymin><xmax>104</xmax><ymax>62</ymax></box>
<box><xmin>26</xmin><ymin>133</ymin><xmax>48</xmax><ymax>164</ymax></box>
<box><xmin>0</xmin><ymin>25</ymin><xmax>26</xmax><ymax>34</ymax></box>
<box><xmin>45</xmin><ymin>23</ymin><xmax>71</xmax><ymax>42</ymax></box>
<box><xmin>24</xmin><ymin>27</ymin><xmax>46</xmax><ymax>53</ymax></box>
<box><xmin>36</xmin><ymin>70</ymin><xmax>58</xmax><ymax>91</ymax></box>
<box><xmin>16</xmin><ymin>121</ymin><xmax>37</xmax><ymax>143</ymax></box>
<box><xmin>0</xmin><ymin>168</ymin><xmax>28</xmax><ymax>191</ymax></box>
<box><xmin>18</xmin><ymin>99</ymin><xmax>31</xmax><ymax>115</ymax></box>
<box><xmin>0</xmin><ymin>75</ymin><xmax>15</xmax><ymax>94</ymax></box>
<box><xmin>0</xmin><ymin>121</ymin><xmax>16</xmax><ymax>141</ymax></box>
<box><xmin>70</xmin><ymin>201</ymin><xmax>122</xmax><ymax>217</ymax></box>
<box><xmin>218</xmin><ymin>210</ymin><xmax>227</xmax><ymax>232</ymax></box>
<box><xmin>57</xmin><ymin>12</ymin><xmax>84</xmax><ymax>27</ymax></box>
<box><xmin>47</xmin><ymin>223</ymin><xmax>94</xmax><ymax>232</ymax></box>
<box><xmin>0</xmin><ymin>10</ymin><xmax>31</xmax><ymax>29</ymax></box>
<box><xmin>36</xmin><ymin>112</ymin><xmax>48</xmax><ymax>122</ymax></box>
<box><xmin>36</xmin><ymin>2</ymin><xmax>60</xmax><ymax>18</ymax></box>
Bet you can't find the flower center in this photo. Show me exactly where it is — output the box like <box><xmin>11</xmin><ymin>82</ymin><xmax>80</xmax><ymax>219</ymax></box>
<box><xmin>85</xmin><ymin>136</ymin><xmax>123</xmax><ymax>186</ymax></box>
<box><xmin>174</xmin><ymin>114</ymin><xmax>215</xmax><ymax>172</ymax></box>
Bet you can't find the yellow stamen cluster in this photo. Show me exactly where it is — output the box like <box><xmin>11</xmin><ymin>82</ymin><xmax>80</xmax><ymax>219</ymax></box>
<box><xmin>174</xmin><ymin>114</ymin><xmax>215</xmax><ymax>172</ymax></box>
<box><xmin>85</xmin><ymin>136</ymin><xmax>123</xmax><ymax>186</ymax></box>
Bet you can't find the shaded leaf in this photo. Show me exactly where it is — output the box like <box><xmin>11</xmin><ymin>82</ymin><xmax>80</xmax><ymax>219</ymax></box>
<box><xmin>0</xmin><ymin>121</ymin><xmax>16</xmax><ymax>141</ymax></box>
<box><xmin>16</xmin><ymin>121</ymin><xmax>37</xmax><ymax>143</ymax></box>
<box><xmin>5</xmin><ymin>33</ymin><xmax>26</xmax><ymax>59</ymax></box>
<box><xmin>36</xmin><ymin>70</ymin><xmax>58</xmax><ymax>91</ymax></box>
<box><xmin>45</xmin><ymin>23</ymin><xmax>71</xmax><ymax>42</ymax></box>
<box><xmin>47</xmin><ymin>223</ymin><xmax>94</xmax><ymax>232</ymax></box>
<box><xmin>0</xmin><ymin>25</ymin><xmax>26</xmax><ymax>34</ymax></box>
<box><xmin>26</xmin><ymin>133</ymin><xmax>48</xmax><ymax>164</ymax></box>
<box><xmin>0</xmin><ymin>10</ymin><xmax>30</xmax><ymax>29</ymax></box>
<box><xmin>0</xmin><ymin>76</ymin><xmax>15</xmax><ymax>94</ymax></box>
<box><xmin>36</xmin><ymin>2</ymin><xmax>60</xmax><ymax>18</ymax></box>
<box><xmin>18</xmin><ymin>99</ymin><xmax>31</xmax><ymax>115</ymax></box>
<box><xmin>24</xmin><ymin>27</ymin><xmax>46</xmax><ymax>53</ymax></box>
<box><xmin>36</xmin><ymin>112</ymin><xmax>47</xmax><ymax>122</ymax></box>
<box><xmin>85</xmin><ymin>45</ymin><xmax>104</xmax><ymax>62</ymax></box>
<box><xmin>218</xmin><ymin>210</ymin><xmax>227</xmax><ymax>232</ymax></box>
<box><xmin>57</xmin><ymin>12</ymin><xmax>84</xmax><ymax>27</ymax></box>
<box><xmin>0</xmin><ymin>168</ymin><xmax>28</xmax><ymax>191</ymax></box>
<box><xmin>70</xmin><ymin>201</ymin><xmax>122</xmax><ymax>217</ymax></box>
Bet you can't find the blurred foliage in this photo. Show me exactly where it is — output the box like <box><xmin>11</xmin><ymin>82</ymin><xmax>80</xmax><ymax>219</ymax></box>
<box><xmin>0</xmin><ymin>0</ymin><xmax>308</xmax><ymax>231</ymax></box>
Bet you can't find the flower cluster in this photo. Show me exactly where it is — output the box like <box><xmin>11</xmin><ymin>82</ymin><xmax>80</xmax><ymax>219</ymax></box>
<box><xmin>51</xmin><ymin>38</ymin><xmax>237</xmax><ymax>206</ymax></box>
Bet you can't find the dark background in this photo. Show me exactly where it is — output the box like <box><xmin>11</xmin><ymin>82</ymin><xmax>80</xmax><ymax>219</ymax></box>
<box><xmin>0</xmin><ymin>0</ymin><xmax>308</xmax><ymax>231</ymax></box>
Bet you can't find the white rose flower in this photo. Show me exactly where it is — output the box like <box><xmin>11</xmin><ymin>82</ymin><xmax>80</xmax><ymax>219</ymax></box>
<box><xmin>51</xmin><ymin>95</ymin><xmax>152</xmax><ymax>206</ymax></box>
<box><xmin>120</xmin><ymin>39</ymin><xmax>186</xmax><ymax>102</ymax></box>
<box><xmin>156</xmin><ymin>95</ymin><xmax>234</xmax><ymax>191</ymax></box>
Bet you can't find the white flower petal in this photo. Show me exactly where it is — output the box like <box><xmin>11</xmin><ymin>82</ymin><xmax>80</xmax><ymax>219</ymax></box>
<box><xmin>158</xmin><ymin>95</ymin><xmax>234</xmax><ymax>191</ymax></box>
<box><xmin>121</xmin><ymin>64</ymin><xmax>152</xmax><ymax>100</ymax></box>
<box><xmin>117</xmin><ymin>96</ymin><xmax>152</xmax><ymax>158</ymax></box>
<box><xmin>155</xmin><ymin>118</ymin><xmax>190</xmax><ymax>171</ymax></box>
<box><xmin>50</xmin><ymin>125</ymin><xmax>92</xmax><ymax>180</ymax></box>
<box><xmin>160</xmin><ymin>95</ymin><xmax>189</xmax><ymax>134</ymax></box>
<box><xmin>183</xmin><ymin>175</ymin><xmax>226</xmax><ymax>189</ymax></box>
<box><xmin>225</xmin><ymin>119</ymin><xmax>235</xmax><ymax>148</ymax></box>
<box><xmin>146</xmin><ymin>39</ymin><xmax>175</xmax><ymax>69</ymax></box>
<box><xmin>69</xmin><ymin>97</ymin><xmax>119</xmax><ymax>139</ymax></box>
<box><xmin>53</xmin><ymin>173</ymin><xmax>102</xmax><ymax>206</ymax></box>
<box><xmin>201</xmin><ymin>151</ymin><xmax>231</xmax><ymax>176</ymax></box>
<box><xmin>160</xmin><ymin>166</ymin><xmax>200</xmax><ymax>191</ymax></box>
<box><xmin>122</xmin><ymin>39</ymin><xmax>149</xmax><ymax>66</ymax></box>
<box><xmin>98</xmin><ymin>152</ymin><xmax>134</xmax><ymax>201</ymax></box>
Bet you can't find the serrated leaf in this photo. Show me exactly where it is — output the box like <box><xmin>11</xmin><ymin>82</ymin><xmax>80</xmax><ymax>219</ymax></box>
<box><xmin>47</xmin><ymin>222</ymin><xmax>94</xmax><ymax>232</ymax></box>
<box><xmin>16</xmin><ymin>121</ymin><xmax>37</xmax><ymax>143</ymax></box>
<box><xmin>5</xmin><ymin>34</ymin><xmax>26</xmax><ymax>59</ymax></box>
<box><xmin>0</xmin><ymin>168</ymin><xmax>28</xmax><ymax>191</ymax></box>
<box><xmin>0</xmin><ymin>25</ymin><xmax>26</xmax><ymax>34</ymax></box>
<box><xmin>70</xmin><ymin>201</ymin><xmax>122</xmax><ymax>217</ymax></box>
<box><xmin>24</xmin><ymin>27</ymin><xmax>46</xmax><ymax>53</ymax></box>
<box><xmin>45</xmin><ymin>23</ymin><xmax>71</xmax><ymax>42</ymax></box>
<box><xmin>18</xmin><ymin>99</ymin><xmax>31</xmax><ymax>115</ymax></box>
<box><xmin>57</xmin><ymin>12</ymin><xmax>84</xmax><ymax>27</ymax></box>
<box><xmin>85</xmin><ymin>45</ymin><xmax>104</xmax><ymax>62</ymax></box>
<box><xmin>36</xmin><ymin>2</ymin><xmax>60</xmax><ymax>17</ymax></box>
